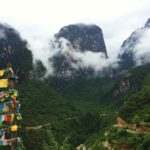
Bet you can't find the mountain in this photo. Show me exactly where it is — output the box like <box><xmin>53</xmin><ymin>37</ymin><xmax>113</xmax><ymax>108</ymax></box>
<box><xmin>0</xmin><ymin>23</ymin><xmax>33</xmax><ymax>80</ymax></box>
<box><xmin>119</xmin><ymin>18</ymin><xmax>150</xmax><ymax>70</ymax></box>
<box><xmin>32</xmin><ymin>21</ymin><xmax>150</xmax><ymax>150</ymax></box>
<box><xmin>48</xmin><ymin>24</ymin><xmax>109</xmax><ymax>77</ymax></box>
<box><xmin>46</xmin><ymin>24</ymin><xmax>113</xmax><ymax>97</ymax></box>
<box><xmin>55</xmin><ymin>24</ymin><xmax>108</xmax><ymax>56</ymax></box>
<box><xmin>0</xmin><ymin>20</ymin><xmax>150</xmax><ymax>150</ymax></box>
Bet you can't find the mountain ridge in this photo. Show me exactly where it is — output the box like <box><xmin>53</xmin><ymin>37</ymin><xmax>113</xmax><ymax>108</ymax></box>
<box><xmin>119</xmin><ymin>18</ymin><xmax>150</xmax><ymax>70</ymax></box>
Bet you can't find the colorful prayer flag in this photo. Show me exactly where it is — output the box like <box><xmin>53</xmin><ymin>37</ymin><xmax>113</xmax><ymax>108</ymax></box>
<box><xmin>0</xmin><ymin>79</ymin><xmax>8</xmax><ymax>88</ymax></box>
<box><xmin>0</xmin><ymin>70</ymin><xmax>5</xmax><ymax>77</ymax></box>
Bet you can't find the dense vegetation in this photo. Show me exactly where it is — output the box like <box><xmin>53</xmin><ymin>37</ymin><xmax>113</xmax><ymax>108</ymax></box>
<box><xmin>17</xmin><ymin>64</ymin><xmax>150</xmax><ymax>149</ymax></box>
<box><xmin>50</xmin><ymin>76</ymin><xmax>116</xmax><ymax>102</ymax></box>
<box><xmin>1</xmin><ymin>64</ymin><xmax>150</xmax><ymax>150</ymax></box>
<box><xmin>100</xmin><ymin>64</ymin><xmax>150</xmax><ymax>150</ymax></box>
<box><xmin>18</xmin><ymin>81</ymin><xmax>78</xmax><ymax>126</ymax></box>
<box><xmin>16</xmin><ymin>80</ymin><xmax>115</xmax><ymax>150</ymax></box>
<box><xmin>107</xmin><ymin>128</ymin><xmax>150</xmax><ymax>150</ymax></box>
<box><xmin>120</xmin><ymin>64</ymin><xmax>150</xmax><ymax>123</ymax></box>
<box><xmin>73</xmin><ymin>64</ymin><xmax>150</xmax><ymax>150</ymax></box>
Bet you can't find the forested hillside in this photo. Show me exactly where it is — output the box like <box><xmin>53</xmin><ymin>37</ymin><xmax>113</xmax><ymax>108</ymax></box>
<box><xmin>85</xmin><ymin>64</ymin><xmax>150</xmax><ymax>150</ymax></box>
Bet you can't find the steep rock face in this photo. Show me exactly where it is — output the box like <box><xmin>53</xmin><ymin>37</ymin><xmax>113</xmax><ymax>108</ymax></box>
<box><xmin>50</xmin><ymin>24</ymin><xmax>108</xmax><ymax>77</ymax></box>
<box><xmin>55</xmin><ymin>24</ymin><xmax>108</xmax><ymax>57</ymax></box>
<box><xmin>119</xmin><ymin>18</ymin><xmax>150</xmax><ymax>70</ymax></box>
<box><xmin>0</xmin><ymin>23</ymin><xmax>33</xmax><ymax>80</ymax></box>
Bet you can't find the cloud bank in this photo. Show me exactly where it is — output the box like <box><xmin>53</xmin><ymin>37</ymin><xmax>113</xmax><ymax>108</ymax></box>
<box><xmin>32</xmin><ymin>37</ymin><xmax>119</xmax><ymax>76</ymax></box>
<box><xmin>16</xmin><ymin>23</ymin><xmax>150</xmax><ymax>77</ymax></box>
<box><xmin>0</xmin><ymin>0</ymin><xmax>150</xmax><ymax>76</ymax></box>
<box><xmin>133</xmin><ymin>28</ymin><xmax>150</xmax><ymax>66</ymax></box>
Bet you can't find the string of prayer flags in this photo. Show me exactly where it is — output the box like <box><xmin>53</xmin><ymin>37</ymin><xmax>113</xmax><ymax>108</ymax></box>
<box><xmin>5</xmin><ymin>67</ymin><xmax>14</xmax><ymax>75</ymax></box>
<box><xmin>0</xmin><ymin>90</ymin><xmax>19</xmax><ymax>103</ymax></box>
<box><xmin>0</xmin><ymin>139</ymin><xmax>11</xmax><ymax>146</ymax></box>
<box><xmin>9</xmin><ymin>89</ymin><xmax>18</xmax><ymax>97</ymax></box>
<box><xmin>0</xmin><ymin>124</ymin><xmax>18</xmax><ymax>133</ymax></box>
<box><xmin>0</xmin><ymin>113</ymin><xmax>22</xmax><ymax>124</ymax></box>
<box><xmin>0</xmin><ymin>101</ymin><xmax>21</xmax><ymax>113</ymax></box>
<box><xmin>0</xmin><ymin>65</ymin><xmax>23</xmax><ymax>149</ymax></box>
<box><xmin>0</xmin><ymin>67</ymin><xmax>14</xmax><ymax>78</ymax></box>
<box><xmin>0</xmin><ymin>137</ymin><xmax>21</xmax><ymax>146</ymax></box>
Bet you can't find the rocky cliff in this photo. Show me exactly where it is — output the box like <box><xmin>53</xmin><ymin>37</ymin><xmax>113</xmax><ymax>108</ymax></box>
<box><xmin>0</xmin><ymin>23</ymin><xmax>33</xmax><ymax>80</ymax></box>
<box><xmin>55</xmin><ymin>24</ymin><xmax>108</xmax><ymax>57</ymax></box>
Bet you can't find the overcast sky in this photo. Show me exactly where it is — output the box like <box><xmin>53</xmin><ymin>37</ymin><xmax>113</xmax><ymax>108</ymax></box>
<box><xmin>0</xmin><ymin>0</ymin><xmax>150</xmax><ymax>57</ymax></box>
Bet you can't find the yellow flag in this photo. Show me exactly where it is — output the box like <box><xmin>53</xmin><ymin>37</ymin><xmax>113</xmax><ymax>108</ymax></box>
<box><xmin>0</xmin><ymin>70</ymin><xmax>5</xmax><ymax>76</ymax></box>
<box><xmin>0</xmin><ymin>79</ymin><xmax>8</xmax><ymax>88</ymax></box>
<box><xmin>9</xmin><ymin>67</ymin><xmax>14</xmax><ymax>74</ymax></box>
<box><xmin>11</xmin><ymin>125</ymin><xmax>18</xmax><ymax>132</ymax></box>
<box><xmin>11</xmin><ymin>114</ymin><xmax>15</xmax><ymax>122</ymax></box>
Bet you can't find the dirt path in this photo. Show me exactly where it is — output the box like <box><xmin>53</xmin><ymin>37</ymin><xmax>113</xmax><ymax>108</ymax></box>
<box><xmin>126</xmin><ymin>129</ymin><xmax>150</xmax><ymax>134</ymax></box>
<box><xmin>26</xmin><ymin>116</ymin><xmax>78</xmax><ymax>130</ymax></box>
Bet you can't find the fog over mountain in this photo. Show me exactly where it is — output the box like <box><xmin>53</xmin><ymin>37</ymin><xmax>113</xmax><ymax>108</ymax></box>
<box><xmin>119</xmin><ymin>18</ymin><xmax>150</xmax><ymax>70</ymax></box>
<box><xmin>0</xmin><ymin>0</ymin><xmax>150</xmax><ymax>76</ymax></box>
<box><xmin>0</xmin><ymin>1</ymin><xmax>150</xmax><ymax>150</ymax></box>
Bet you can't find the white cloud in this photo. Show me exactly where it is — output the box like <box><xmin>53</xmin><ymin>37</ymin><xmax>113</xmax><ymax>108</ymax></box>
<box><xmin>133</xmin><ymin>28</ymin><xmax>150</xmax><ymax>66</ymax></box>
<box><xmin>39</xmin><ymin>38</ymin><xmax>119</xmax><ymax>76</ymax></box>
<box><xmin>70</xmin><ymin>50</ymin><xmax>118</xmax><ymax>72</ymax></box>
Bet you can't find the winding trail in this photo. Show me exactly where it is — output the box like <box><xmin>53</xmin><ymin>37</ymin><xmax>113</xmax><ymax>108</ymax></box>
<box><xmin>26</xmin><ymin>117</ymin><xmax>78</xmax><ymax>130</ymax></box>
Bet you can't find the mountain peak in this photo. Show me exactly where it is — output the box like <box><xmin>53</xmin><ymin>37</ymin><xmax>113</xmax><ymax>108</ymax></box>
<box><xmin>145</xmin><ymin>18</ymin><xmax>150</xmax><ymax>27</ymax></box>
<box><xmin>55</xmin><ymin>23</ymin><xmax>108</xmax><ymax>58</ymax></box>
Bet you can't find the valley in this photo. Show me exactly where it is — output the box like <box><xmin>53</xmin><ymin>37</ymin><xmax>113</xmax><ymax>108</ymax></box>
<box><xmin>0</xmin><ymin>17</ymin><xmax>150</xmax><ymax>150</ymax></box>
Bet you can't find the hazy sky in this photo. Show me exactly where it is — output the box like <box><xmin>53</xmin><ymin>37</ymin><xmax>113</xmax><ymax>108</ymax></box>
<box><xmin>0</xmin><ymin>0</ymin><xmax>150</xmax><ymax>57</ymax></box>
